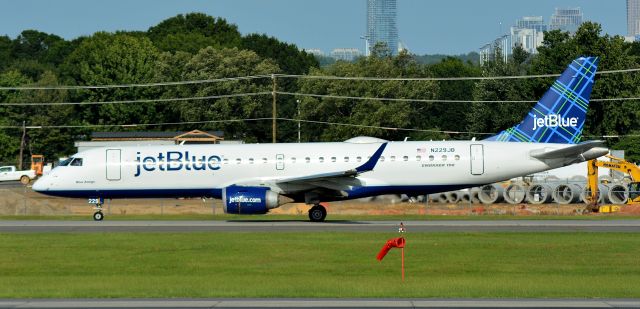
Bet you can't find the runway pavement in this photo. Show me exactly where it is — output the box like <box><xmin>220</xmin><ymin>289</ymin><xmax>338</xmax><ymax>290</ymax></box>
<box><xmin>1</xmin><ymin>298</ymin><xmax>639</xmax><ymax>308</ymax></box>
<box><xmin>1</xmin><ymin>219</ymin><xmax>640</xmax><ymax>233</ymax></box>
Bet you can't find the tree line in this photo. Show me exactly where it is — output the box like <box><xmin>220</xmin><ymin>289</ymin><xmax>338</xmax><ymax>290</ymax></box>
<box><xmin>0</xmin><ymin>13</ymin><xmax>639</xmax><ymax>166</ymax></box>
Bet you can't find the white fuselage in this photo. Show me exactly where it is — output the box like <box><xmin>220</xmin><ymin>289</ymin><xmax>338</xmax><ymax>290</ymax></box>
<box><xmin>33</xmin><ymin>140</ymin><xmax>570</xmax><ymax>201</ymax></box>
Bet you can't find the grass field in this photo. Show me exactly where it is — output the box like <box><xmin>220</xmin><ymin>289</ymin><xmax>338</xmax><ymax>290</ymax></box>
<box><xmin>1</xmin><ymin>232</ymin><xmax>639</xmax><ymax>298</ymax></box>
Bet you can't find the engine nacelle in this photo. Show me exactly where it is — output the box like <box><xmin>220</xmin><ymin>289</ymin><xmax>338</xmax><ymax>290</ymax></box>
<box><xmin>222</xmin><ymin>186</ymin><xmax>292</xmax><ymax>214</ymax></box>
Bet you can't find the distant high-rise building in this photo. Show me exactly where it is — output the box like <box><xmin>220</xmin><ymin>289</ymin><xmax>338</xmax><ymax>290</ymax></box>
<box><xmin>511</xmin><ymin>16</ymin><xmax>546</xmax><ymax>55</ymax></box>
<box><xmin>515</xmin><ymin>16</ymin><xmax>547</xmax><ymax>32</ymax></box>
<box><xmin>366</xmin><ymin>0</ymin><xmax>398</xmax><ymax>56</ymax></box>
<box><xmin>549</xmin><ymin>7</ymin><xmax>583</xmax><ymax>33</ymax></box>
<box><xmin>304</xmin><ymin>49</ymin><xmax>325</xmax><ymax>57</ymax></box>
<box><xmin>628</xmin><ymin>0</ymin><xmax>640</xmax><ymax>37</ymax></box>
<box><xmin>331</xmin><ymin>48</ymin><xmax>362</xmax><ymax>61</ymax></box>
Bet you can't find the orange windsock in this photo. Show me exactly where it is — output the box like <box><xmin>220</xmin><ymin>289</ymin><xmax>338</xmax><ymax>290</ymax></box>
<box><xmin>376</xmin><ymin>237</ymin><xmax>405</xmax><ymax>261</ymax></box>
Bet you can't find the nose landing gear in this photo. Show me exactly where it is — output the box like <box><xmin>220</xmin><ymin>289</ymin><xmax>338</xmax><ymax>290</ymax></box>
<box><xmin>88</xmin><ymin>198</ymin><xmax>104</xmax><ymax>221</ymax></box>
<box><xmin>93</xmin><ymin>210</ymin><xmax>104</xmax><ymax>221</ymax></box>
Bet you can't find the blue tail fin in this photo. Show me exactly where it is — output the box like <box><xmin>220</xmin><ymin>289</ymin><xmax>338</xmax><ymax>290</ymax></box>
<box><xmin>485</xmin><ymin>56</ymin><xmax>598</xmax><ymax>144</ymax></box>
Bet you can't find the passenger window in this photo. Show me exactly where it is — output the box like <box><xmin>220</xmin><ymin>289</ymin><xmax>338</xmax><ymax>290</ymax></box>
<box><xmin>319</xmin><ymin>157</ymin><xmax>325</xmax><ymax>163</ymax></box>
<box><xmin>344</xmin><ymin>157</ymin><xmax>349</xmax><ymax>162</ymax></box>
<box><xmin>455</xmin><ymin>155</ymin><xmax>460</xmax><ymax>161</ymax></box>
<box><xmin>380</xmin><ymin>156</ymin><xmax>385</xmax><ymax>162</ymax></box>
<box><xmin>249</xmin><ymin>158</ymin><xmax>254</xmax><ymax>164</ymax></box>
<box><xmin>356</xmin><ymin>156</ymin><xmax>362</xmax><ymax>162</ymax></box>
<box><xmin>429</xmin><ymin>155</ymin><xmax>434</xmax><ymax>161</ymax></box>
<box><xmin>0</xmin><ymin>167</ymin><xmax>10</xmax><ymax>172</ymax></box>
<box><xmin>305</xmin><ymin>157</ymin><xmax>310</xmax><ymax>163</ymax></box>
<box><xmin>416</xmin><ymin>156</ymin><xmax>421</xmax><ymax>161</ymax></box>
<box><xmin>441</xmin><ymin>155</ymin><xmax>447</xmax><ymax>161</ymax></box>
<box><xmin>262</xmin><ymin>158</ymin><xmax>268</xmax><ymax>164</ymax></box>
<box><xmin>331</xmin><ymin>157</ymin><xmax>336</xmax><ymax>162</ymax></box>
<box><xmin>70</xmin><ymin>158</ymin><xmax>83</xmax><ymax>166</ymax></box>
<box><xmin>291</xmin><ymin>157</ymin><xmax>296</xmax><ymax>163</ymax></box>
<box><xmin>390</xmin><ymin>156</ymin><xmax>396</xmax><ymax>162</ymax></box>
<box><xmin>236</xmin><ymin>158</ymin><xmax>242</xmax><ymax>164</ymax></box>
<box><xmin>403</xmin><ymin>156</ymin><xmax>408</xmax><ymax>161</ymax></box>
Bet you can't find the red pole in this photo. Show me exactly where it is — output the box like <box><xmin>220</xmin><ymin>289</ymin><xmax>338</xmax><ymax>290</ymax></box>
<box><xmin>401</xmin><ymin>247</ymin><xmax>405</xmax><ymax>281</ymax></box>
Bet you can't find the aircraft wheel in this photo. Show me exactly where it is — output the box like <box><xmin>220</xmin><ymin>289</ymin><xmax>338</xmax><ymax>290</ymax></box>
<box><xmin>308</xmin><ymin>205</ymin><xmax>327</xmax><ymax>222</ymax></box>
<box><xmin>20</xmin><ymin>175</ymin><xmax>30</xmax><ymax>185</ymax></box>
<box><xmin>93</xmin><ymin>211</ymin><xmax>104</xmax><ymax>221</ymax></box>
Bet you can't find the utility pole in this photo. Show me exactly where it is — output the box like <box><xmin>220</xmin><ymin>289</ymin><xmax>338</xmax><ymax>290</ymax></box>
<box><xmin>271</xmin><ymin>74</ymin><xmax>277</xmax><ymax>143</ymax></box>
<box><xmin>18</xmin><ymin>121</ymin><xmax>25</xmax><ymax>170</ymax></box>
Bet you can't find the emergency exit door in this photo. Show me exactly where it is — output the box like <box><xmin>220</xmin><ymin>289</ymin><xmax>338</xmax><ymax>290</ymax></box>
<box><xmin>276</xmin><ymin>154</ymin><xmax>285</xmax><ymax>170</ymax></box>
<box><xmin>470</xmin><ymin>144</ymin><xmax>484</xmax><ymax>175</ymax></box>
<box><xmin>106</xmin><ymin>149</ymin><xmax>121</xmax><ymax>180</ymax></box>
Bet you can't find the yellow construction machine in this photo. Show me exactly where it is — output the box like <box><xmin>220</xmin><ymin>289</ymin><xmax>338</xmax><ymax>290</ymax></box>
<box><xmin>587</xmin><ymin>154</ymin><xmax>640</xmax><ymax>212</ymax></box>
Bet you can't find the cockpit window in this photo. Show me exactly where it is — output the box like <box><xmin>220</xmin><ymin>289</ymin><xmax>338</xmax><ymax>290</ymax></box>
<box><xmin>70</xmin><ymin>158</ymin><xmax>83</xmax><ymax>166</ymax></box>
<box><xmin>59</xmin><ymin>157</ymin><xmax>74</xmax><ymax>166</ymax></box>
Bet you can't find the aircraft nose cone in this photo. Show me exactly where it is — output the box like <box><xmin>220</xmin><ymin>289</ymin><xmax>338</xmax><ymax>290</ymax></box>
<box><xmin>32</xmin><ymin>176</ymin><xmax>48</xmax><ymax>192</ymax></box>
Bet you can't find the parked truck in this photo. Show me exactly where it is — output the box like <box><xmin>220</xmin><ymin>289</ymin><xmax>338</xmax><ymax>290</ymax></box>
<box><xmin>0</xmin><ymin>166</ymin><xmax>37</xmax><ymax>184</ymax></box>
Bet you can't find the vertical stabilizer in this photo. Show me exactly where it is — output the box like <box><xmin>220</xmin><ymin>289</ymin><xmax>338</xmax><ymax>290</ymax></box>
<box><xmin>485</xmin><ymin>56</ymin><xmax>598</xmax><ymax>144</ymax></box>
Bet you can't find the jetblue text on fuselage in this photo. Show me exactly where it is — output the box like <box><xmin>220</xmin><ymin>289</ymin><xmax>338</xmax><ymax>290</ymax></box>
<box><xmin>532</xmin><ymin>114</ymin><xmax>578</xmax><ymax>131</ymax></box>
<box><xmin>134</xmin><ymin>151</ymin><xmax>221</xmax><ymax>177</ymax></box>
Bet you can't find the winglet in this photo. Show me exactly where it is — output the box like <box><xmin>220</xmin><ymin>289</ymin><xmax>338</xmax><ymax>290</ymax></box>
<box><xmin>355</xmin><ymin>143</ymin><xmax>387</xmax><ymax>173</ymax></box>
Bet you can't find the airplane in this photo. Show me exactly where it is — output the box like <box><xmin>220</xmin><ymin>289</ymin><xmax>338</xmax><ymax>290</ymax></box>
<box><xmin>33</xmin><ymin>56</ymin><xmax>608</xmax><ymax>222</ymax></box>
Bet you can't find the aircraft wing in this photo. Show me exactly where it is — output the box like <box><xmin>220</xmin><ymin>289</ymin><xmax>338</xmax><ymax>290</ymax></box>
<box><xmin>275</xmin><ymin>142</ymin><xmax>387</xmax><ymax>186</ymax></box>
<box><xmin>530</xmin><ymin>141</ymin><xmax>608</xmax><ymax>165</ymax></box>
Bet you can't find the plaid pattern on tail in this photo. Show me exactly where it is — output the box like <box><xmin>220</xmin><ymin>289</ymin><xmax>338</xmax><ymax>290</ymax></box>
<box><xmin>485</xmin><ymin>56</ymin><xmax>598</xmax><ymax>144</ymax></box>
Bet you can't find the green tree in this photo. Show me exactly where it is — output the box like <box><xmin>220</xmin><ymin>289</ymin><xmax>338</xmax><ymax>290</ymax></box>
<box><xmin>0</xmin><ymin>35</ymin><xmax>11</xmax><ymax>71</ymax></box>
<box><xmin>154</xmin><ymin>47</ymin><xmax>279</xmax><ymax>142</ymax></box>
<box><xmin>0</xmin><ymin>70</ymin><xmax>32</xmax><ymax>164</ymax></box>
<box><xmin>297</xmin><ymin>51</ymin><xmax>439</xmax><ymax>142</ymax></box>
<box><xmin>62</xmin><ymin>32</ymin><xmax>160</xmax><ymax>126</ymax></box>
<box><xmin>147</xmin><ymin>13</ymin><xmax>242</xmax><ymax>53</ymax></box>
<box><xmin>15</xmin><ymin>71</ymin><xmax>75</xmax><ymax>161</ymax></box>
<box><xmin>428</xmin><ymin>57</ymin><xmax>482</xmax><ymax>135</ymax></box>
<box><xmin>241</xmin><ymin>33</ymin><xmax>318</xmax><ymax>75</ymax></box>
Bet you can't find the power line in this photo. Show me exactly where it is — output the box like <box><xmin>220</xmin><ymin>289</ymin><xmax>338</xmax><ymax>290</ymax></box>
<box><xmin>2</xmin><ymin>67</ymin><xmax>640</xmax><ymax>91</ymax></box>
<box><xmin>2</xmin><ymin>117</ymin><xmax>639</xmax><ymax>138</ymax></box>
<box><xmin>0</xmin><ymin>92</ymin><xmax>271</xmax><ymax>106</ymax></box>
<box><xmin>275</xmin><ymin>67</ymin><xmax>640</xmax><ymax>81</ymax></box>
<box><xmin>0</xmin><ymin>118</ymin><xmax>275</xmax><ymax>129</ymax></box>
<box><xmin>282</xmin><ymin>118</ymin><xmax>495</xmax><ymax>135</ymax></box>
<box><xmin>277</xmin><ymin>91</ymin><xmax>538</xmax><ymax>103</ymax></box>
<box><xmin>4</xmin><ymin>90</ymin><xmax>640</xmax><ymax>107</ymax></box>
<box><xmin>278</xmin><ymin>92</ymin><xmax>640</xmax><ymax>103</ymax></box>
<box><xmin>0</xmin><ymin>75</ymin><xmax>271</xmax><ymax>91</ymax></box>
<box><xmin>0</xmin><ymin>117</ymin><xmax>491</xmax><ymax>134</ymax></box>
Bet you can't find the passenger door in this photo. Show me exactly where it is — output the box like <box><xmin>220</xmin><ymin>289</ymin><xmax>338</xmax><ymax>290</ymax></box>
<box><xmin>470</xmin><ymin>144</ymin><xmax>484</xmax><ymax>175</ymax></box>
<box><xmin>106</xmin><ymin>149</ymin><xmax>121</xmax><ymax>181</ymax></box>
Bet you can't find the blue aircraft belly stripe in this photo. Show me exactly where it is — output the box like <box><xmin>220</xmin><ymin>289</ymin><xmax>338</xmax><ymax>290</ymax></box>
<box><xmin>36</xmin><ymin>185</ymin><xmax>481</xmax><ymax>200</ymax></box>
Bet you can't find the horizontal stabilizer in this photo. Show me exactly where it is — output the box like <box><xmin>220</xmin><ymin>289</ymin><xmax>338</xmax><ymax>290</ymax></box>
<box><xmin>530</xmin><ymin>141</ymin><xmax>608</xmax><ymax>165</ymax></box>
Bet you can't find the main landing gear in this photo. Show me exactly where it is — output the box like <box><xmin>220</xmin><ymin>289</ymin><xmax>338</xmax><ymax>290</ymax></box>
<box><xmin>308</xmin><ymin>204</ymin><xmax>327</xmax><ymax>222</ymax></box>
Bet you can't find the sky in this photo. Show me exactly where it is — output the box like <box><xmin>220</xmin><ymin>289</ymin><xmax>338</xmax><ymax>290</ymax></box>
<box><xmin>0</xmin><ymin>0</ymin><xmax>627</xmax><ymax>55</ymax></box>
